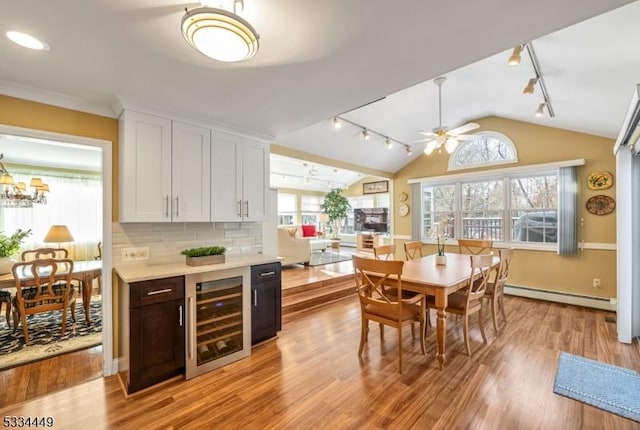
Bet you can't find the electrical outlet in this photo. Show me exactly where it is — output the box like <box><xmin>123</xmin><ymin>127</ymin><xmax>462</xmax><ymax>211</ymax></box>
<box><xmin>122</xmin><ymin>246</ymin><xmax>149</xmax><ymax>261</ymax></box>
<box><xmin>593</xmin><ymin>278</ymin><xmax>601</xmax><ymax>289</ymax></box>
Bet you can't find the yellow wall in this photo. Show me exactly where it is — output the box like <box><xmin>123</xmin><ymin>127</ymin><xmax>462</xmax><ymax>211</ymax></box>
<box><xmin>394</xmin><ymin>116</ymin><xmax>617</xmax><ymax>298</ymax></box>
<box><xmin>0</xmin><ymin>95</ymin><xmax>119</xmax><ymax>220</ymax></box>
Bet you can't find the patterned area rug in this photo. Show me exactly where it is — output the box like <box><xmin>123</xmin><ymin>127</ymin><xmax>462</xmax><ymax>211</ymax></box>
<box><xmin>0</xmin><ymin>300</ymin><xmax>102</xmax><ymax>371</ymax></box>
<box><xmin>309</xmin><ymin>251</ymin><xmax>352</xmax><ymax>266</ymax></box>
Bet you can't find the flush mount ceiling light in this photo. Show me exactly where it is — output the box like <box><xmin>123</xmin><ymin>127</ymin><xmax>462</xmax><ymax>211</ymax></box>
<box><xmin>6</xmin><ymin>31</ymin><xmax>50</xmax><ymax>50</ymax></box>
<box><xmin>181</xmin><ymin>1</ymin><xmax>259</xmax><ymax>62</ymax></box>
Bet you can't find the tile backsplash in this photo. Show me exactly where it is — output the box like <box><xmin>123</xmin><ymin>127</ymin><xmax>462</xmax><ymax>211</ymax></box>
<box><xmin>112</xmin><ymin>222</ymin><xmax>263</xmax><ymax>264</ymax></box>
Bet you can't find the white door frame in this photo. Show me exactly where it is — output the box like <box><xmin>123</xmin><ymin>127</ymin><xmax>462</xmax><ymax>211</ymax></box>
<box><xmin>0</xmin><ymin>124</ymin><xmax>115</xmax><ymax>376</ymax></box>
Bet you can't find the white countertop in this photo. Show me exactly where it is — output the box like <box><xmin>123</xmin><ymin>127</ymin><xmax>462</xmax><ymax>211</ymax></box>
<box><xmin>114</xmin><ymin>254</ymin><xmax>281</xmax><ymax>283</ymax></box>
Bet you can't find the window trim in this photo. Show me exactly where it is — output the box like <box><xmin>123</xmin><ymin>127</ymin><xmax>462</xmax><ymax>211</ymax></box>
<box><xmin>414</xmin><ymin>161</ymin><xmax>582</xmax><ymax>250</ymax></box>
<box><xmin>408</xmin><ymin>158</ymin><xmax>585</xmax><ymax>185</ymax></box>
<box><xmin>448</xmin><ymin>131</ymin><xmax>519</xmax><ymax>171</ymax></box>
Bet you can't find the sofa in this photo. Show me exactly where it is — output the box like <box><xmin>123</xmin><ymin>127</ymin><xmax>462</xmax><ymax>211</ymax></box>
<box><xmin>277</xmin><ymin>225</ymin><xmax>326</xmax><ymax>266</ymax></box>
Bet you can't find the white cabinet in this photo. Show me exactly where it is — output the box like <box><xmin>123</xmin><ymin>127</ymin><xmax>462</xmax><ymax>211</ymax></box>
<box><xmin>211</xmin><ymin>131</ymin><xmax>269</xmax><ymax>222</ymax></box>
<box><xmin>119</xmin><ymin>110</ymin><xmax>211</xmax><ymax>222</ymax></box>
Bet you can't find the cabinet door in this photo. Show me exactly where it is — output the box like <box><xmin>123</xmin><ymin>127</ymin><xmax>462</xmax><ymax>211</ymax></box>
<box><xmin>241</xmin><ymin>142</ymin><xmax>268</xmax><ymax>222</ymax></box>
<box><xmin>129</xmin><ymin>299</ymin><xmax>185</xmax><ymax>393</ymax></box>
<box><xmin>172</xmin><ymin>121</ymin><xmax>211</xmax><ymax>222</ymax></box>
<box><xmin>251</xmin><ymin>281</ymin><xmax>281</xmax><ymax>344</ymax></box>
<box><xmin>211</xmin><ymin>133</ymin><xmax>241</xmax><ymax>222</ymax></box>
<box><xmin>119</xmin><ymin>111</ymin><xmax>172</xmax><ymax>222</ymax></box>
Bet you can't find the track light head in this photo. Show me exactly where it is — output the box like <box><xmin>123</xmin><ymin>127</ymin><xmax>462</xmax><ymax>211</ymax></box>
<box><xmin>385</xmin><ymin>138</ymin><xmax>392</xmax><ymax>149</ymax></box>
<box><xmin>523</xmin><ymin>77</ymin><xmax>538</xmax><ymax>94</ymax></box>
<box><xmin>362</xmin><ymin>129</ymin><xmax>370</xmax><ymax>140</ymax></box>
<box><xmin>332</xmin><ymin>117</ymin><xmax>341</xmax><ymax>129</ymax></box>
<box><xmin>534</xmin><ymin>102</ymin><xmax>546</xmax><ymax>117</ymax></box>
<box><xmin>405</xmin><ymin>145</ymin><xmax>412</xmax><ymax>156</ymax></box>
<box><xmin>508</xmin><ymin>44</ymin><xmax>523</xmax><ymax>66</ymax></box>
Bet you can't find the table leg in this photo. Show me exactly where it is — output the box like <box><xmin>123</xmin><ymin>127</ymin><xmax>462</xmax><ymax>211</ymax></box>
<box><xmin>82</xmin><ymin>273</ymin><xmax>92</xmax><ymax>326</ymax></box>
<box><xmin>435</xmin><ymin>290</ymin><xmax>448</xmax><ymax>369</ymax></box>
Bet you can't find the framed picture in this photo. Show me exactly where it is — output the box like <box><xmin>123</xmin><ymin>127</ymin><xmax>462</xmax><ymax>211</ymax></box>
<box><xmin>363</xmin><ymin>180</ymin><xmax>389</xmax><ymax>194</ymax></box>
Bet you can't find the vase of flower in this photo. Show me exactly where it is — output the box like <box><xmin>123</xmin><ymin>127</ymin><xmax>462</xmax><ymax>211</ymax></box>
<box><xmin>430</xmin><ymin>219</ymin><xmax>449</xmax><ymax>266</ymax></box>
<box><xmin>0</xmin><ymin>228</ymin><xmax>31</xmax><ymax>275</ymax></box>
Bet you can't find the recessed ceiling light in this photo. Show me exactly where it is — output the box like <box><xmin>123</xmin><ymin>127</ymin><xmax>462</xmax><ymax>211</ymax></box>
<box><xmin>6</xmin><ymin>31</ymin><xmax>50</xmax><ymax>50</ymax></box>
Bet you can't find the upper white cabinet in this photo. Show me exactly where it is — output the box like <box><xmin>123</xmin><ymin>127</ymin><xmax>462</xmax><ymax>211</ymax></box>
<box><xmin>211</xmin><ymin>131</ymin><xmax>269</xmax><ymax>222</ymax></box>
<box><xmin>119</xmin><ymin>110</ymin><xmax>211</xmax><ymax>222</ymax></box>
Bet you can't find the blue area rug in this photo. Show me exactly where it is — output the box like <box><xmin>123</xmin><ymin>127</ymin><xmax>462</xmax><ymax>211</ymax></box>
<box><xmin>553</xmin><ymin>352</ymin><xmax>640</xmax><ymax>422</ymax></box>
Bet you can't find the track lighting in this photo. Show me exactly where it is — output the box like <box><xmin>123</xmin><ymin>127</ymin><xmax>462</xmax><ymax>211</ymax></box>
<box><xmin>523</xmin><ymin>78</ymin><xmax>537</xmax><ymax>94</ymax></box>
<box><xmin>331</xmin><ymin>115</ymin><xmax>412</xmax><ymax>154</ymax></box>
<box><xmin>406</xmin><ymin>146</ymin><xmax>413</xmax><ymax>156</ymax></box>
<box><xmin>507</xmin><ymin>44</ymin><xmax>523</xmax><ymax>66</ymax></box>
<box><xmin>507</xmin><ymin>41</ymin><xmax>555</xmax><ymax>118</ymax></box>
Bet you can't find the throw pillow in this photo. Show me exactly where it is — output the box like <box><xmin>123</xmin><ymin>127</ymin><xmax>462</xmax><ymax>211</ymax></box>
<box><xmin>301</xmin><ymin>224</ymin><xmax>316</xmax><ymax>237</ymax></box>
<box><xmin>286</xmin><ymin>228</ymin><xmax>298</xmax><ymax>238</ymax></box>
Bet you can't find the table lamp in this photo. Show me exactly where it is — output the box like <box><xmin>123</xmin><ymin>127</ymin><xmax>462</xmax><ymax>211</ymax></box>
<box><xmin>43</xmin><ymin>225</ymin><xmax>74</xmax><ymax>248</ymax></box>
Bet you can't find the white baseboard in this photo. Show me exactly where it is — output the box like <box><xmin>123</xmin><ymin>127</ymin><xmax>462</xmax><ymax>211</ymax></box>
<box><xmin>504</xmin><ymin>284</ymin><xmax>616</xmax><ymax>311</ymax></box>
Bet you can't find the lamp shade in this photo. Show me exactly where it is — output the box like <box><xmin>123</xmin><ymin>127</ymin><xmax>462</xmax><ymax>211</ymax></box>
<box><xmin>43</xmin><ymin>225</ymin><xmax>74</xmax><ymax>243</ymax></box>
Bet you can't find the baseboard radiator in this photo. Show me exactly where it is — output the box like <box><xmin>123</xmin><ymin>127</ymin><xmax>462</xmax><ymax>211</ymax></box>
<box><xmin>504</xmin><ymin>284</ymin><xmax>616</xmax><ymax>311</ymax></box>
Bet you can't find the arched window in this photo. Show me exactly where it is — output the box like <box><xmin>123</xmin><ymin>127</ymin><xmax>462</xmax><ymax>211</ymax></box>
<box><xmin>448</xmin><ymin>131</ymin><xmax>518</xmax><ymax>171</ymax></box>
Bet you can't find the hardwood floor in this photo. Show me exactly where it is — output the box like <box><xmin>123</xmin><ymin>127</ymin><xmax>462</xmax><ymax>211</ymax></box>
<box><xmin>1</xmin><ymin>284</ymin><xmax>639</xmax><ymax>429</ymax></box>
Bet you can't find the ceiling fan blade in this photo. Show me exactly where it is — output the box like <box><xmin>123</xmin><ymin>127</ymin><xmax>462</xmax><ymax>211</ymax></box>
<box><xmin>455</xmin><ymin>134</ymin><xmax>484</xmax><ymax>140</ymax></box>
<box><xmin>449</xmin><ymin>122</ymin><xmax>479</xmax><ymax>136</ymax></box>
<box><xmin>416</xmin><ymin>130</ymin><xmax>437</xmax><ymax>136</ymax></box>
<box><xmin>408</xmin><ymin>138</ymin><xmax>431</xmax><ymax>144</ymax></box>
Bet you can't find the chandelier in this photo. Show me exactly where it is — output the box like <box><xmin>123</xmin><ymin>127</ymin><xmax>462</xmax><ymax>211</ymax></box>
<box><xmin>0</xmin><ymin>153</ymin><xmax>49</xmax><ymax>208</ymax></box>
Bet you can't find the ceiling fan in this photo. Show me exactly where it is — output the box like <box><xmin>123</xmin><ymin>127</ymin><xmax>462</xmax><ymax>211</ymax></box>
<box><xmin>413</xmin><ymin>76</ymin><xmax>481</xmax><ymax>155</ymax></box>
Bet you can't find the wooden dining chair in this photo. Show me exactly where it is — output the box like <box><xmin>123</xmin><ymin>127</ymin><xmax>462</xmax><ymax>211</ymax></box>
<box><xmin>0</xmin><ymin>290</ymin><xmax>11</xmax><ymax>329</ymax></box>
<box><xmin>457</xmin><ymin>239</ymin><xmax>493</xmax><ymax>255</ymax></box>
<box><xmin>21</xmin><ymin>247</ymin><xmax>69</xmax><ymax>261</ymax></box>
<box><xmin>353</xmin><ymin>255</ymin><xmax>426</xmax><ymax>373</ymax></box>
<box><xmin>11</xmin><ymin>258</ymin><xmax>77</xmax><ymax>344</ymax></box>
<box><xmin>403</xmin><ymin>241</ymin><xmax>423</xmax><ymax>261</ymax></box>
<box><xmin>373</xmin><ymin>244</ymin><xmax>396</xmax><ymax>261</ymax></box>
<box><xmin>484</xmin><ymin>247</ymin><xmax>514</xmax><ymax>334</ymax></box>
<box><xmin>427</xmin><ymin>253</ymin><xmax>493</xmax><ymax>356</ymax></box>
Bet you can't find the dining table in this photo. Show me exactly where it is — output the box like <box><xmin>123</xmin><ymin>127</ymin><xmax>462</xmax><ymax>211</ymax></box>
<box><xmin>0</xmin><ymin>260</ymin><xmax>102</xmax><ymax>326</ymax></box>
<box><xmin>400</xmin><ymin>252</ymin><xmax>499</xmax><ymax>369</ymax></box>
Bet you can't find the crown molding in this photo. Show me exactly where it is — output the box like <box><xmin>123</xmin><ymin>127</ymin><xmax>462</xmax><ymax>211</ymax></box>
<box><xmin>0</xmin><ymin>80</ymin><xmax>117</xmax><ymax>118</ymax></box>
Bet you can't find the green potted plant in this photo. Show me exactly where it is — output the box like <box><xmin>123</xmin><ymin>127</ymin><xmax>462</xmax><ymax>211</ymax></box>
<box><xmin>181</xmin><ymin>245</ymin><xmax>227</xmax><ymax>266</ymax></box>
<box><xmin>320</xmin><ymin>188</ymin><xmax>351</xmax><ymax>239</ymax></box>
<box><xmin>0</xmin><ymin>228</ymin><xmax>32</xmax><ymax>274</ymax></box>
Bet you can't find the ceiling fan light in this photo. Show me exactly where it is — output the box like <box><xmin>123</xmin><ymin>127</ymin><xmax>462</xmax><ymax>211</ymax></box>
<box><xmin>523</xmin><ymin>78</ymin><xmax>537</xmax><ymax>94</ymax></box>
<box><xmin>181</xmin><ymin>6</ymin><xmax>259</xmax><ymax>62</ymax></box>
<box><xmin>445</xmin><ymin>138</ymin><xmax>459</xmax><ymax>153</ymax></box>
<box><xmin>424</xmin><ymin>141</ymin><xmax>436</xmax><ymax>155</ymax></box>
<box><xmin>508</xmin><ymin>45</ymin><xmax>522</xmax><ymax>66</ymax></box>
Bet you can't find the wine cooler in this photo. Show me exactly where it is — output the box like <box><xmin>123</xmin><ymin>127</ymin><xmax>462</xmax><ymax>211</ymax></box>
<box><xmin>185</xmin><ymin>267</ymin><xmax>251</xmax><ymax>379</ymax></box>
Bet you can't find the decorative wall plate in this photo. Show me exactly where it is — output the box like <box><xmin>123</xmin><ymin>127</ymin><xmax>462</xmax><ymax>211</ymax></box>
<box><xmin>586</xmin><ymin>195</ymin><xmax>615</xmax><ymax>215</ymax></box>
<box><xmin>399</xmin><ymin>191</ymin><xmax>408</xmax><ymax>202</ymax></box>
<box><xmin>587</xmin><ymin>171</ymin><xmax>613</xmax><ymax>190</ymax></box>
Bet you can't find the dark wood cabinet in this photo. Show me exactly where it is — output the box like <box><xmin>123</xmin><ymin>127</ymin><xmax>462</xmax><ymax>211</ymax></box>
<box><xmin>251</xmin><ymin>263</ymin><xmax>282</xmax><ymax>345</ymax></box>
<box><xmin>128</xmin><ymin>276</ymin><xmax>185</xmax><ymax>393</ymax></box>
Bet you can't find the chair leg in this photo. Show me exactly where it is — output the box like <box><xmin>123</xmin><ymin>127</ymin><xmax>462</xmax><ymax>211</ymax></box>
<box><xmin>3</xmin><ymin>299</ymin><xmax>10</xmax><ymax>329</ymax></box>
<box><xmin>478</xmin><ymin>307</ymin><xmax>487</xmax><ymax>344</ymax></box>
<box><xmin>359</xmin><ymin>318</ymin><xmax>368</xmax><ymax>356</ymax></box>
<box><xmin>411</xmin><ymin>322</ymin><xmax>415</xmax><ymax>339</ymax></box>
<box><xmin>499</xmin><ymin>294</ymin><xmax>507</xmax><ymax>323</ymax></box>
<box><xmin>21</xmin><ymin>313</ymin><xmax>29</xmax><ymax>344</ymax></box>
<box><xmin>491</xmin><ymin>295</ymin><xmax>499</xmax><ymax>334</ymax></box>
<box><xmin>463</xmin><ymin>313</ymin><xmax>471</xmax><ymax>356</ymax></box>
<box><xmin>419</xmin><ymin>318</ymin><xmax>426</xmax><ymax>355</ymax></box>
<box><xmin>398</xmin><ymin>326</ymin><xmax>403</xmax><ymax>374</ymax></box>
<box><xmin>379</xmin><ymin>323</ymin><xmax>384</xmax><ymax>341</ymax></box>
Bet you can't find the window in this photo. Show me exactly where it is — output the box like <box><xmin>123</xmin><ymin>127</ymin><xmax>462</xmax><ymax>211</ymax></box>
<box><xmin>0</xmin><ymin>169</ymin><xmax>102</xmax><ymax>260</ymax></box>
<box><xmin>301</xmin><ymin>195</ymin><xmax>322</xmax><ymax>227</ymax></box>
<box><xmin>277</xmin><ymin>193</ymin><xmax>297</xmax><ymax>226</ymax></box>
<box><xmin>449</xmin><ymin>132</ymin><xmax>518</xmax><ymax>171</ymax></box>
<box><xmin>419</xmin><ymin>170</ymin><xmax>558</xmax><ymax>245</ymax></box>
